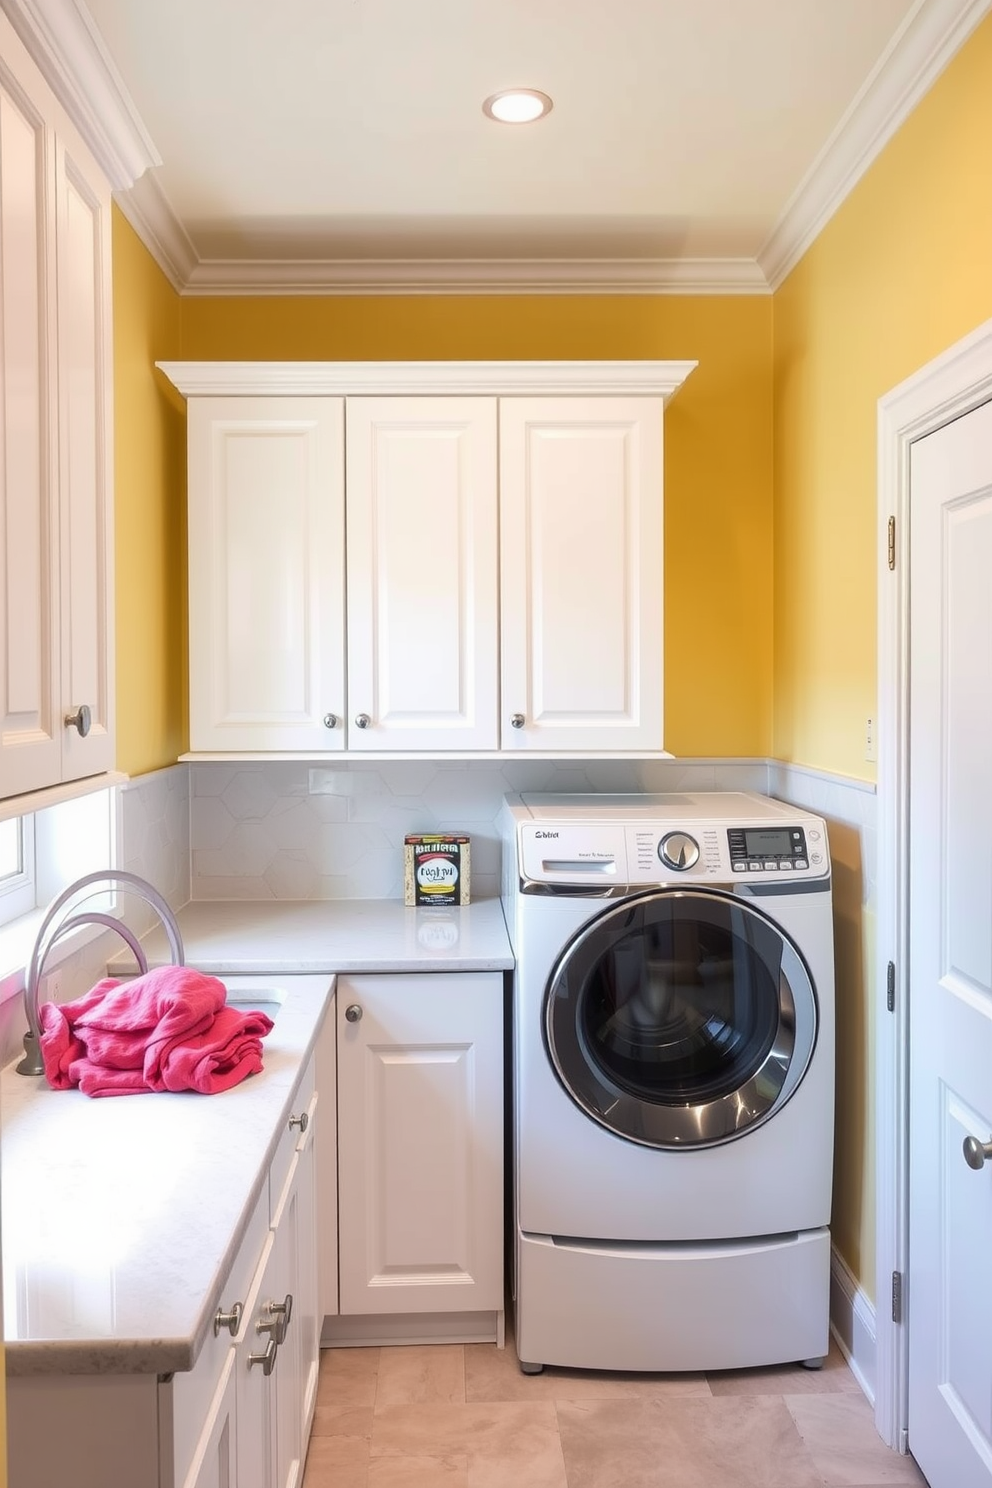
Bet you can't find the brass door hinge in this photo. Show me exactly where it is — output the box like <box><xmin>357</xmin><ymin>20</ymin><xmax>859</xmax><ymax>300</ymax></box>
<box><xmin>888</xmin><ymin>516</ymin><xmax>896</xmax><ymax>570</ymax></box>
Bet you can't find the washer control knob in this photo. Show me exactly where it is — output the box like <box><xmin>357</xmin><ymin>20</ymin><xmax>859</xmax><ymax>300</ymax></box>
<box><xmin>658</xmin><ymin>831</ymin><xmax>700</xmax><ymax>872</ymax></box>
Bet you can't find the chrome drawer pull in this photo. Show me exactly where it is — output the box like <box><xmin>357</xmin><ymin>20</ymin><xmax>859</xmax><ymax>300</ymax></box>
<box><xmin>289</xmin><ymin>1110</ymin><xmax>309</xmax><ymax>1133</ymax></box>
<box><xmin>248</xmin><ymin>1338</ymin><xmax>277</xmax><ymax>1375</ymax></box>
<box><xmin>269</xmin><ymin>1292</ymin><xmax>293</xmax><ymax>1343</ymax></box>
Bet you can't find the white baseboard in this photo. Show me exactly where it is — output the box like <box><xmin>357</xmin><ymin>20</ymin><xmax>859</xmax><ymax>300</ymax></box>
<box><xmin>830</xmin><ymin>1245</ymin><xmax>877</xmax><ymax>1403</ymax></box>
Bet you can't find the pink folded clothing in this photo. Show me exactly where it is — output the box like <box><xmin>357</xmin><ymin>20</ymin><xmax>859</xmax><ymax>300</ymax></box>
<box><xmin>38</xmin><ymin>965</ymin><xmax>273</xmax><ymax>1098</ymax></box>
<box><xmin>158</xmin><ymin>1005</ymin><xmax>273</xmax><ymax>1095</ymax></box>
<box><xmin>72</xmin><ymin>1061</ymin><xmax>153</xmax><ymax>1099</ymax></box>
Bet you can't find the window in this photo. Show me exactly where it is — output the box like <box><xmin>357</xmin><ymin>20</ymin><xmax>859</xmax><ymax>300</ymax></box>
<box><xmin>0</xmin><ymin>815</ymin><xmax>36</xmax><ymax>924</ymax></box>
<box><xmin>0</xmin><ymin>788</ymin><xmax>117</xmax><ymax>987</ymax></box>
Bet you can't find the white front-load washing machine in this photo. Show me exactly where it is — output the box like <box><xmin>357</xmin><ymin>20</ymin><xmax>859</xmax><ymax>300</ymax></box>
<box><xmin>499</xmin><ymin>791</ymin><xmax>835</xmax><ymax>1374</ymax></box>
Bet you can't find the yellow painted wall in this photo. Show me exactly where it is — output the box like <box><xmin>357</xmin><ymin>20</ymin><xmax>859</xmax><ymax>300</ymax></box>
<box><xmin>774</xmin><ymin>12</ymin><xmax>992</xmax><ymax>781</ymax></box>
<box><xmin>112</xmin><ymin>209</ymin><xmax>185</xmax><ymax>775</ymax></box>
<box><xmin>773</xmin><ymin>12</ymin><xmax>992</xmax><ymax>1296</ymax></box>
<box><xmin>179</xmin><ymin>295</ymin><xmax>774</xmax><ymax>759</ymax></box>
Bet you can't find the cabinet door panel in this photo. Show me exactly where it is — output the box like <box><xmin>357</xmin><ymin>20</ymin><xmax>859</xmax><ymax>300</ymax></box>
<box><xmin>188</xmin><ymin>397</ymin><xmax>345</xmax><ymax>752</ymax></box>
<box><xmin>56</xmin><ymin>138</ymin><xmax>114</xmax><ymax>781</ymax></box>
<box><xmin>185</xmin><ymin>1352</ymin><xmax>237</xmax><ymax>1488</ymax></box>
<box><xmin>0</xmin><ymin>57</ymin><xmax>59</xmax><ymax>796</ymax></box>
<box><xmin>294</xmin><ymin>1090</ymin><xmax>320</xmax><ymax>1439</ymax></box>
<box><xmin>271</xmin><ymin>1149</ymin><xmax>303</xmax><ymax>1488</ymax></box>
<box><xmin>500</xmin><ymin>397</ymin><xmax>664</xmax><ymax>751</ymax></box>
<box><xmin>346</xmin><ymin>397</ymin><xmax>498</xmax><ymax>750</ymax></box>
<box><xmin>337</xmin><ymin>973</ymin><xmax>503</xmax><ymax>1315</ymax></box>
<box><xmin>236</xmin><ymin>1230</ymin><xmax>278</xmax><ymax>1488</ymax></box>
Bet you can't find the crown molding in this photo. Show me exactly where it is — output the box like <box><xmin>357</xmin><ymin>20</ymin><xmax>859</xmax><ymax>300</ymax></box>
<box><xmin>0</xmin><ymin>0</ymin><xmax>159</xmax><ymax>187</ymax></box>
<box><xmin>113</xmin><ymin>168</ymin><xmax>198</xmax><ymax>291</ymax></box>
<box><xmin>155</xmin><ymin>359</ymin><xmax>698</xmax><ymax>401</ymax></box>
<box><xmin>758</xmin><ymin>0</ymin><xmax>992</xmax><ymax>290</ymax></box>
<box><xmin>14</xmin><ymin>0</ymin><xmax>988</xmax><ymax>294</ymax></box>
<box><xmin>176</xmin><ymin>254</ymin><xmax>770</xmax><ymax>296</ymax></box>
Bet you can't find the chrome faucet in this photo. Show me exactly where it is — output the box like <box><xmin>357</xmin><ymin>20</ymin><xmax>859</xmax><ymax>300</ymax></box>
<box><xmin>17</xmin><ymin>870</ymin><xmax>185</xmax><ymax>1078</ymax></box>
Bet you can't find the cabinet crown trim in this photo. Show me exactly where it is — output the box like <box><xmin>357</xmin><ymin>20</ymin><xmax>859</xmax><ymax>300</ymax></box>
<box><xmin>156</xmin><ymin>360</ymin><xmax>696</xmax><ymax>401</ymax></box>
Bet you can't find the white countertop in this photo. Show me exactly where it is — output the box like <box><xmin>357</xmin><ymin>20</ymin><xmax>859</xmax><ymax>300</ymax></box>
<box><xmin>110</xmin><ymin>897</ymin><xmax>513</xmax><ymax>975</ymax></box>
<box><xmin>2</xmin><ymin>897</ymin><xmax>512</xmax><ymax>1378</ymax></box>
<box><xmin>2</xmin><ymin>973</ymin><xmax>333</xmax><ymax>1377</ymax></box>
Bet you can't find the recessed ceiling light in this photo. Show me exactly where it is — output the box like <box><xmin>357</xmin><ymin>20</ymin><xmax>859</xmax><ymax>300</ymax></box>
<box><xmin>483</xmin><ymin>89</ymin><xmax>553</xmax><ymax>125</ymax></box>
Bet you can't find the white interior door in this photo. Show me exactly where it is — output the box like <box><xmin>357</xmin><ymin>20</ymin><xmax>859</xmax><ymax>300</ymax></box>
<box><xmin>908</xmin><ymin>397</ymin><xmax>992</xmax><ymax>1488</ymax></box>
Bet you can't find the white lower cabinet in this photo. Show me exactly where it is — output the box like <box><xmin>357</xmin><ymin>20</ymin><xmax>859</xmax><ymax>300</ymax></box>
<box><xmin>6</xmin><ymin>1055</ymin><xmax>320</xmax><ymax>1488</ymax></box>
<box><xmin>330</xmin><ymin>972</ymin><xmax>504</xmax><ymax>1342</ymax></box>
<box><xmin>177</xmin><ymin>1056</ymin><xmax>319</xmax><ymax>1488</ymax></box>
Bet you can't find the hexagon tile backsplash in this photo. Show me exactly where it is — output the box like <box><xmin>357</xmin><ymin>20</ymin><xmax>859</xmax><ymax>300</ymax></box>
<box><xmin>187</xmin><ymin>758</ymin><xmax>780</xmax><ymax>901</ymax></box>
<box><xmin>120</xmin><ymin>758</ymin><xmax>875</xmax><ymax>906</ymax></box>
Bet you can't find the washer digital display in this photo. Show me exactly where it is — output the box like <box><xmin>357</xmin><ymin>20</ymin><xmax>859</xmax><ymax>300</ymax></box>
<box><xmin>743</xmin><ymin>827</ymin><xmax>793</xmax><ymax>857</ymax></box>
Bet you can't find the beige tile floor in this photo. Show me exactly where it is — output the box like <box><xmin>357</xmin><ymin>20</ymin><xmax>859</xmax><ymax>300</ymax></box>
<box><xmin>301</xmin><ymin>1319</ymin><xmax>930</xmax><ymax>1488</ymax></box>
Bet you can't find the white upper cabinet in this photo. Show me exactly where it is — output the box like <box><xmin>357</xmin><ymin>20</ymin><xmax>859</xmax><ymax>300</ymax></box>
<box><xmin>500</xmin><ymin>396</ymin><xmax>664</xmax><ymax>752</ymax></box>
<box><xmin>187</xmin><ymin>397</ymin><xmax>345</xmax><ymax>753</ymax></box>
<box><xmin>162</xmin><ymin>361</ymin><xmax>694</xmax><ymax>757</ymax></box>
<box><xmin>0</xmin><ymin>17</ymin><xmax>114</xmax><ymax>799</ymax></box>
<box><xmin>346</xmin><ymin>396</ymin><xmax>498</xmax><ymax>751</ymax></box>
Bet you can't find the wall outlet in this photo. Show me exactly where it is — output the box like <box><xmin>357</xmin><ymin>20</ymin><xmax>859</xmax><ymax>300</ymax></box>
<box><xmin>865</xmin><ymin>716</ymin><xmax>877</xmax><ymax>762</ymax></box>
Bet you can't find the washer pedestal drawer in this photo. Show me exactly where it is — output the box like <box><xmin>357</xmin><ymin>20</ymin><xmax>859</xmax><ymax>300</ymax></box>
<box><xmin>515</xmin><ymin>1226</ymin><xmax>830</xmax><ymax>1373</ymax></box>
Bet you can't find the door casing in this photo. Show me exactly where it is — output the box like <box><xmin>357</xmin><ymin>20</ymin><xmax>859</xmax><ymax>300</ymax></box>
<box><xmin>875</xmin><ymin>314</ymin><xmax>992</xmax><ymax>1451</ymax></box>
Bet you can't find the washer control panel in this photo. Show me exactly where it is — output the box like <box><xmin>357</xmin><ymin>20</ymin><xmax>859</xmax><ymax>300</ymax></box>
<box><xmin>516</xmin><ymin>809</ymin><xmax>830</xmax><ymax>887</ymax></box>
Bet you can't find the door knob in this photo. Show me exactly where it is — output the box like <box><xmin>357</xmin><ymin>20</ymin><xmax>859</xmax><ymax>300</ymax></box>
<box><xmin>511</xmin><ymin>714</ymin><xmax>525</xmax><ymax>729</ymax></box>
<box><xmin>963</xmin><ymin>1134</ymin><xmax>992</xmax><ymax>1169</ymax></box>
<box><xmin>323</xmin><ymin>713</ymin><xmax>338</xmax><ymax>729</ymax></box>
<box><xmin>355</xmin><ymin>713</ymin><xmax>371</xmax><ymax>729</ymax></box>
<box><xmin>64</xmin><ymin>704</ymin><xmax>92</xmax><ymax>737</ymax></box>
<box><xmin>345</xmin><ymin>1004</ymin><xmax>363</xmax><ymax>1023</ymax></box>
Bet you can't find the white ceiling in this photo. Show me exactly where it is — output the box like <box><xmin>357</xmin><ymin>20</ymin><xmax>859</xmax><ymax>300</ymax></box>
<box><xmin>14</xmin><ymin>0</ymin><xmax>990</xmax><ymax>292</ymax></box>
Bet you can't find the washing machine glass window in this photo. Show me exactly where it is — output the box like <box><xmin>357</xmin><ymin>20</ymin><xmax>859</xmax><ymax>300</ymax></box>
<box><xmin>544</xmin><ymin>888</ymin><xmax>818</xmax><ymax>1149</ymax></box>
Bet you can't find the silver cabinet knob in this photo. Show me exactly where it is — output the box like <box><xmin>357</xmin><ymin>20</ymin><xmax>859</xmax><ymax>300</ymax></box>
<box><xmin>511</xmin><ymin>714</ymin><xmax>525</xmax><ymax>729</ymax></box>
<box><xmin>289</xmin><ymin>1110</ymin><xmax>309</xmax><ymax>1133</ymax></box>
<box><xmin>214</xmin><ymin>1301</ymin><xmax>243</xmax><ymax>1337</ymax></box>
<box><xmin>323</xmin><ymin>713</ymin><xmax>338</xmax><ymax>729</ymax></box>
<box><xmin>355</xmin><ymin>713</ymin><xmax>371</xmax><ymax>729</ymax></box>
<box><xmin>658</xmin><ymin>831</ymin><xmax>701</xmax><ymax>871</ymax></box>
<box><xmin>64</xmin><ymin>704</ymin><xmax>92</xmax><ymax>737</ymax></box>
<box><xmin>248</xmin><ymin>1337</ymin><xmax>277</xmax><ymax>1374</ymax></box>
<box><xmin>963</xmin><ymin>1135</ymin><xmax>992</xmax><ymax>1169</ymax></box>
<box><xmin>345</xmin><ymin>1003</ymin><xmax>363</xmax><ymax>1023</ymax></box>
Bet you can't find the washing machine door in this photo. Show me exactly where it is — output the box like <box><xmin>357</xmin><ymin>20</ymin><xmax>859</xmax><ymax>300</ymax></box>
<box><xmin>544</xmin><ymin>887</ymin><xmax>817</xmax><ymax>1149</ymax></box>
